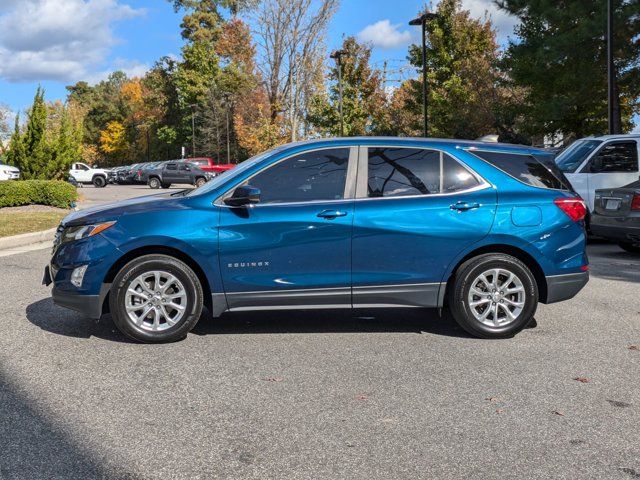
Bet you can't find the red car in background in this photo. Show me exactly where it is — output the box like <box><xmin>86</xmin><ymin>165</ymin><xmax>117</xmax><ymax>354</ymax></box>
<box><xmin>181</xmin><ymin>157</ymin><xmax>235</xmax><ymax>176</ymax></box>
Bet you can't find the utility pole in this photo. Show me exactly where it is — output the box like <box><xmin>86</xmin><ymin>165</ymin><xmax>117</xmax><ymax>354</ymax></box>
<box><xmin>330</xmin><ymin>50</ymin><xmax>348</xmax><ymax>137</ymax></box>
<box><xmin>188</xmin><ymin>104</ymin><xmax>197</xmax><ymax>157</ymax></box>
<box><xmin>607</xmin><ymin>0</ymin><xmax>621</xmax><ymax>134</ymax></box>
<box><xmin>410</xmin><ymin>11</ymin><xmax>438</xmax><ymax>137</ymax></box>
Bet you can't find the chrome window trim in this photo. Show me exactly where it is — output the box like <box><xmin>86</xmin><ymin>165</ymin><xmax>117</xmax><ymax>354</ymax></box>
<box><xmin>354</xmin><ymin>145</ymin><xmax>492</xmax><ymax>201</ymax></box>
<box><xmin>214</xmin><ymin>145</ymin><xmax>357</xmax><ymax>207</ymax></box>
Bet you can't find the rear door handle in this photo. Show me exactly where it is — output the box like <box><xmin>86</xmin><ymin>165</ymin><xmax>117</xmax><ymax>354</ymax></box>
<box><xmin>317</xmin><ymin>209</ymin><xmax>348</xmax><ymax>219</ymax></box>
<box><xmin>450</xmin><ymin>201</ymin><xmax>480</xmax><ymax>212</ymax></box>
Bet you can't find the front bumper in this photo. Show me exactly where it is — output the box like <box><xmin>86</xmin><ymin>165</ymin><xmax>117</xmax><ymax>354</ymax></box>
<box><xmin>50</xmin><ymin>278</ymin><xmax>110</xmax><ymax>319</ymax></box>
<box><xmin>544</xmin><ymin>272</ymin><xmax>589</xmax><ymax>304</ymax></box>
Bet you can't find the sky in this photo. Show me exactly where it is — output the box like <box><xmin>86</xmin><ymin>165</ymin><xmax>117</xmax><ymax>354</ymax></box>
<box><xmin>0</xmin><ymin>0</ymin><xmax>636</xmax><ymax>132</ymax></box>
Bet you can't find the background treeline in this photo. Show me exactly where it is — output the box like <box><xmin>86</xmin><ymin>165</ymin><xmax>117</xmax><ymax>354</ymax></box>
<box><xmin>2</xmin><ymin>0</ymin><xmax>639</xmax><ymax>178</ymax></box>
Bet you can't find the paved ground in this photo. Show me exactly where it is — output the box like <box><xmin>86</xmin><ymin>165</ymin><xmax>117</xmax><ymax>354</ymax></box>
<box><xmin>0</xmin><ymin>186</ymin><xmax>639</xmax><ymax>479</ymax></box>
<box><xmin>77</xmin><ymin>183</ymin><xmax>192</xmax><ymax>209</ymax></box>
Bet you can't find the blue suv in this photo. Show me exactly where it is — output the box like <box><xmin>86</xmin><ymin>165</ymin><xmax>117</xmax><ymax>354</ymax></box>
<box><xmin>44</xmin><ymin>138</ymin><xmax>589</xmax><ymax>342</ymax></box>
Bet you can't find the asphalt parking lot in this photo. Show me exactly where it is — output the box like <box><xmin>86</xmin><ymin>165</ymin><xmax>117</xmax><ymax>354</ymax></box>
<box><xmin>1</xmin><ymin>186</ymin><xmax>639</xmax><ymax>479</ymax></box>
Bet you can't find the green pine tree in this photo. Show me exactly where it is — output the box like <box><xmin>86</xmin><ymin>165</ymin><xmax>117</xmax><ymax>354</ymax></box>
<box><xmin>5</xmin><ymin>113</ymin><xmax>27</xmax><ymax>168</ymax></box>
<box><xmin>20</xmin><ymin>87</ymin><xmax>49</xmax><ymax>179</ymax></box>
<box><xmin>497</xmin><ymin>0</ymin><xmax>640</xmax><ymax>139</ymax></box>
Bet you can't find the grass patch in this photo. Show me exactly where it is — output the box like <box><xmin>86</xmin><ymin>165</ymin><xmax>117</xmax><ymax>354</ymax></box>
<box><xmin>0</xmin><ymin>211</ymin><xmax>68</xmax><ymax>238</ymax></box>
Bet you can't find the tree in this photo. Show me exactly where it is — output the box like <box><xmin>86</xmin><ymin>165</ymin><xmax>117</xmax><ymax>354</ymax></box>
<box><xmin>253</xmin><ymin>0</ymin><xmax>339</xmax><ymax>139</ymax></box>
<box><xmin>99</xmin><ymin>121</ymin><xmax>129</xmax><ymax>157</ymax></box>
<box><xmin>393</xmin><ymin>0</ymin><xmax>506</xmax><ymax>140</ymax></box>
<box><xmin>17</xmin><ymin>87</ymin><xmax>49</xmax><ymax>179</ymax></box>
<box><xmin>307</xmin><ymin>36</ymin><xmax>388</xmax><ymax>136</ymax></box>
<box><xmin>5</xmin><ymin>114</ymin><xmax>26</xmax><ymax>168</ymax></box>
<box><xmin>0</xmin><ymin>104</ymin><xmax>11</xmax><ymax>151</ymax></box>
<box><xmin>497</xmin><ymin>0</ymin><xmax>640</xmax><ymax>140</ymax></box>
<box><xmin>45</xmin><ymin>101</ymin><xmax>84</xmax><ymax>179</ymax></box>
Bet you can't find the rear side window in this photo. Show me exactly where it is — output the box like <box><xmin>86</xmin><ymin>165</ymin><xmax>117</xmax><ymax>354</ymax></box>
<box><xmin>367</xmin><ymin>148</ymin><xmax>441</xmax><ymax>197</ymax></box>
<box><xmin>442</xmin><ymin>155</ymin><xmax>481</xmax><ymax>193</ymax></box>
<box><xmin>165</xmin><ymin>163</ymin><xmax>177</xmax><ymax>171</ymax></box>
<box><xmin>473</xmin><ymin>150</ymin><xmax>569</xmax><ymax>190</ymax></box>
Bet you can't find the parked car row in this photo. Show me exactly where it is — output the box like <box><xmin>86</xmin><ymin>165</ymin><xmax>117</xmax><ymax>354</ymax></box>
<box><xmin>107</xmin><ymin>157</ymin><xmax>234</xmax><ymax>189</ymax></box>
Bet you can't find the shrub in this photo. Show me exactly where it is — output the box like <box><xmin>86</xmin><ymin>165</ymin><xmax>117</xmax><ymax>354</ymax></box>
<box><xmin>0</xmin><ymin>180</ymin><xmax>77</xmax><ymax>209</ymax></box>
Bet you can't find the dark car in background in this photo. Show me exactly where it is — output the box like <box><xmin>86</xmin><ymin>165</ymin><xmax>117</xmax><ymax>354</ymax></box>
<box><xmin>135</xmin><ymin>161</ymin><xmax>164</xmax><ymax>184</ymax></box>
<box><xmin>146</xmin><ymin>161</ymin><xmax>211</xmax><ymax>189</ymax></box>
<box><xmin>591</xmin><ymin>180</ymin><xmax>640</xmax><ymax>253</ymax></box>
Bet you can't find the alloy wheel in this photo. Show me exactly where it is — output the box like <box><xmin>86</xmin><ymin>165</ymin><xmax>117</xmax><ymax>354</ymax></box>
<box><xmin>467</xmin><ymin>268</ymin><xmax>525</xmax><ymax>327</ymax></box>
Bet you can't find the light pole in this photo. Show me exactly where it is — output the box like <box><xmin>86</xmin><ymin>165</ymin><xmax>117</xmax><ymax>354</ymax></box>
<box><xmin>188</xmin><ymin>104</ymin><xmax>197</xmax><ymax>157</ymax></box>
<box><xmin>409</xmin><ymin>11</ymin><xmax>438</xmax><ymax>137</ymax></box>
<box><xmin>330</xmin><ymin>49</ymin><xmax>348</xmax><ymax>136</ymax></box>
<box><xmin>607</xmin><ymin>0</ymin><xmax>619</xmax><ymax>135</ymax></box>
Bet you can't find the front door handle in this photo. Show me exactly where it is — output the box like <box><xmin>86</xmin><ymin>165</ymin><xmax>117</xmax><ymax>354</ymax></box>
<box><xmin>317</xmin><ymin>209</ymin><xmax>348</xmax><ymax>219</ymax></box>
<box><xmin>450</xmin><ymin>201</ymin><xmax>480</xmax><ymax>212</ymax></box>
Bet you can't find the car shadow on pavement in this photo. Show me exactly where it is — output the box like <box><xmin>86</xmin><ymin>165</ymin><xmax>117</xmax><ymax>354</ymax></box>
<box><xmin>192</xmin><ymin>308</ymin><xmax>474</xmax><ymax>338</ymax></box>
<box><xmin>25</xmin><ymin>298</ymin><xmax>133</xmax><ymax>343</ymax></box>
<box><xmin>26</xmin><ymin>298</ymin><xmax>475</xmax><ymax>341</ymax></box>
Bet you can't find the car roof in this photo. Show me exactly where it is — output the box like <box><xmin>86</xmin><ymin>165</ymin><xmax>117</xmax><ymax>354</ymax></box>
<box><xmin>585</xmin><ymin>134</ymin><xmax>640</xmax><ymax>141</ymax></box>
<box><xmin>278</xmin><ymin>136</ymin><xmax>550</xmax><ymax>156</ymax></box>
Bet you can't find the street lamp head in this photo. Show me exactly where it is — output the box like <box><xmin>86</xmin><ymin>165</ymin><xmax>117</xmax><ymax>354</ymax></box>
<box><xmin>409</xmin><ymin>12</ymin><xmax>438</xmax><ymax>26</ymax></box>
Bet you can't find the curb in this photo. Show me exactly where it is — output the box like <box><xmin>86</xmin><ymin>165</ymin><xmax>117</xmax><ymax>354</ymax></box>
<box><xmin>0</xmin><ymin>227</ymin><xmax>56</xmax><ymax>251</ymax></box>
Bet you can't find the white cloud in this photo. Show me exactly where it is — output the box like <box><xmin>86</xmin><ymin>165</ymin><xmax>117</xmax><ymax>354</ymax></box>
<box><xmin>0</xmin><ymin>0</ymin><xmax>144</xmax><ymax>82</ymax></box>
<box><xmin>459</xmin><ymin>0</ymin><xmax>519</xmax><ymax>43</ymax></box>
<box><xmin>357</xmin><ymin>20</ymin><xmax>414</xmax><ymax>50</ymax></box>
<box><xmin>86</xmin><ymin>59</ymin><xmax>150</xmax><ymax>84</ymax></box>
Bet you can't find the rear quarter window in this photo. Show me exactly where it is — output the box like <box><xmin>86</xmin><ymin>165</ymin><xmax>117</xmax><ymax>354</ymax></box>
<box><xmin>472</xmin><ymin>150</ymin><xmax>571</xmax><ymax>191</ymax></box>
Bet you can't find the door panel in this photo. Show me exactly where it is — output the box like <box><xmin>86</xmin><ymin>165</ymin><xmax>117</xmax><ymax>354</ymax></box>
<box><xmin>351</xmin><ymin>147</ymin><xmax>497</xmax><ymax>307</ymax></box>
<box><xmin>217</xmin><ymin>147</ymin><xmax>356</xmax><ymax>310</ymax></box>
<box><xmin>218</xmin><ymin>201</ymin><xmax>353</xmax><ymax>308</ymax></box>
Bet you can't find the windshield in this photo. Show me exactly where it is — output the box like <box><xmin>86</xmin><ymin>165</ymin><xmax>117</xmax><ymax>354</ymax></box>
<box><xmin>555</xmin><ymin>139</ymin><xmax>602</xmax><ymax>173</ymax></box>
<box><xmin>185</xmin><ymin>147</ymin><xmax>284</xmax><ymax>197</ymax></box>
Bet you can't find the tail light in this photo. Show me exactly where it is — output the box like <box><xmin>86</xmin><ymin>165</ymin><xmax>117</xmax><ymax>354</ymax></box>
<box><xmin>631</xmin><ymin>194</ymin><xmax>640</xmax><ymax>211</ymax></box>
<box><xmin>554</xmin><ymin>197</ymin><xmax>587</xmax><ymax>222</ymax></box>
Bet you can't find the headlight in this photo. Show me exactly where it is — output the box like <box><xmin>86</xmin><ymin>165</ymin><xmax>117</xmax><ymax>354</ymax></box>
<box><xmin>61</xmin><ymin>221</ymin><xmax>116</xmax><ymax>244</ymax></box>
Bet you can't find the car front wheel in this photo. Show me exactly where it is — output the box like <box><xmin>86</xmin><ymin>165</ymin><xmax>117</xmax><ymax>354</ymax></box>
<box><xmin>109</xmin><ymin>254</ymin><xmax>204</xmax><ymax>343</ymax></box>
<box><xmin>195</xmin><ymin>177</ymin><xmax>206</xmax><ymax>188</ymax></box>
<box><xmin>449</xmin><ymin>253</ymin><xmax>538</xmax><ymax>339</ymax></box>
<box><xmin>93</xmin><ymin>175</ymin><xmax>106</xmax><ymax>188</ymax></box>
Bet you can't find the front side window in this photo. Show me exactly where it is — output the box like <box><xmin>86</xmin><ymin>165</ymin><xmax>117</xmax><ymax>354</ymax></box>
<box><xmin>588</xmin><ymin>141</ymin><xmax>638</xmax><ymax>173</ymax></box>
<box><xmin>367</xmin><ymin>148</ymin><xmax>441</xmax><ymax>197</ymax></box>
<box><xmin>247</xmin><ymin>148</ymin><xmax>350</xmax><ymax>204</ymax></box>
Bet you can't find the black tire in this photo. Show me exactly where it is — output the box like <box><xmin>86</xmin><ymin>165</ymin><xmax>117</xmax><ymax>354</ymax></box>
<box><xmin>161</xmin><ymin>183</ymin><xmax>171</xmax><ymax>189</ymax></box>
<box><xmin>92</xmin><ymin>175</ymin><xmax>107</xmax><ymax>188</ymax></box>
<box><xmin>109</xmin><ymin>254</ymin><xmax>204</xmax><ymax>343</ymax></box>
<box><xmin>619</xmin><ymin>242</ymin><xmax>640</xmax><ymax>254</ymax></box>
<box><xmin>195</xmin><ymin>177</ymin><xmax>206</xmax><ymax>188</ymax></box>
<box><xmin>449</xmin><ymin>253</ymin><xmax>538</xmax><ymax>339</ymax></box>
<box><xmin>148</xmin><ymin>177</ymin><xmax>161</xmax><ymax>189</ymax></box>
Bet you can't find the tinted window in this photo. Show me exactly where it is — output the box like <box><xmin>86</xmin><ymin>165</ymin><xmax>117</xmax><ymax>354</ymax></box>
<box><xmin>179</xmin><ymin>163</ymin><xmax>190</xmax><ymax>171</ymax></box>
<box><xmin>589</xmin><ymin>142</ymin><xmax>638</xmax><ymax>173</ymax></box>
<box><xmin>165</xmin><ymin>163</ymin><xmax>177</xmax><ymax>171</ymax></box>
<box><xmin>248</xmin><ymin>148</ymin><xmax>349</xmax><ymax>204</ymax></box>
<box><xmin>474</xmin><ymin>150</ymin><xmax>568</xmax><ymax>190</ymax></box>
<box><xmin>442</xmin><ymin>155</ymin><xmax>481</xmax><ymax>193</ymax></box>
<box><xmin>555</xmin><ymin>140</ymin><xmax>602</xmax><ymax>173</ymax></box>
<box><xmin>367</xmin><ymin>148</ymin><xmax>440</xmax><ymax>197</ymax></box>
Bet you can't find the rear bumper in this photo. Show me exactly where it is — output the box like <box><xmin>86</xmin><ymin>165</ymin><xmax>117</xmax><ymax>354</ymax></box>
<box><xmin>544</xmin><ymin>272</ymin><xmax>589</xmax><ymax>304</ymax></box>
<box><xmin>590</xmin><ymin>220</ymin><xmax>640</xmax><ymax>243</ymax></box>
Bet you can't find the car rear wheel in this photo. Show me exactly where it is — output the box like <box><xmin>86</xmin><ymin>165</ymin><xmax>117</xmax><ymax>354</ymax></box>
<box><xmin>619</xmin><ymin>242</ymin><xmax>640</xmax><ymax>254</ymax></box>
<box><xmin>92</xmin><ymin>175</ymin><xmax>106</xmax><ymax>188</ymax></box>
<box><xmin>148</xmin><ymin>177</ymin><xmax>161</xmax><ymax>189</ymax></box>
<box><xmin>161</xmin><ymin>183</ymin><xmax>171</xmax><ymax>189</ymax></box>
<box><xmin>109</xmin><ymin>254</ymin><xmax>204</xmax><ymax>343</ymax></box>
<box><xmin>195</xmin><ymin>177</ymin><xmax>206</xmax><ymax>188</ymax></box>
<box><xmin>449</xmin><ymin>253</ymin><xmax>538</xmax><ymax>339</ymax></box>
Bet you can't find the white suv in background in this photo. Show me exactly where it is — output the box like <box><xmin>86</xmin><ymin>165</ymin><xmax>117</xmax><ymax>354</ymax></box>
<box><xmin>0</xmin><ymin>161</ymin><xmax>20</xmax><ymax>181</ymax></box>
<box><xmin>555</xmin><ymin>134</ymin><xmax>640</xmax><ymax>212</ymax></box>
<box><xmin>69</xmin><ymin>162</ymin><xmax>109</xmax><ymax>188</ymax></box>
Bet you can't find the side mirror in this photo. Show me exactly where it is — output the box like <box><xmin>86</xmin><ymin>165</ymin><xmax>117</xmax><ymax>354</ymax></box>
<box><xmin>590</xmin><ymin>157</ymin><xmax>603</xmax><ymax>173</ymax></box>
<box><xmin>224</xmin><ymin>185</ymin><xmax>261</xmax><ymax>207</ymax></box>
